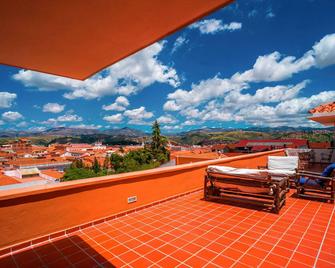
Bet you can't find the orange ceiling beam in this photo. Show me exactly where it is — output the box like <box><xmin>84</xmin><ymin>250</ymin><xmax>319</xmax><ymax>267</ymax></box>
<box><xmin>0</xmin><ymin>0</ymin><xmax>233</xmax><ymax>80</ymax></box>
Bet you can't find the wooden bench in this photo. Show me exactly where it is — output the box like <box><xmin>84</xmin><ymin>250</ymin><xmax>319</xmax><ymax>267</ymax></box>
<box><xmin>204</xmin><ymin>166</ymin><xmax>289</xmax><ymax>213</ymax></box>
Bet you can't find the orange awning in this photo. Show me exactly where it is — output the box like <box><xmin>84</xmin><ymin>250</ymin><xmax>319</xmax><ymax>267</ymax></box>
<box><xmin>308</xmin><ymin>101</ymin><xmax>335</xmax><ymax>126</ymax></box>
<box><xmin>308</xmin><ymin>113</ymin><xmax>335</xmax><ymax>127</ymax></box>
<box><xmin>0</xmin><ymin>0</ymin><xmax>233</xmax><ymax>80</ymax></box>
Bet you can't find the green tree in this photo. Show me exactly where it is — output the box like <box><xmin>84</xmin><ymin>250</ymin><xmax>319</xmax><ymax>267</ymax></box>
<box><xmin>92</xmin><ymin>157</ymin><xmax>101</xmax><ymax>173</ymax></box>
<box><xmin>103</xmin><ymin>155</ymin><xmax>110</xmax><ymax>170</ymax></box>
<box><xmin>110</xmin><ymin>153</ymin><xmax>124</xmax><ymax>172</ymax></box>
<box><xmin>70</xmin><ymin>158</ymin><xmax>84</xmax><ymax>169</ymax></box>
<box><xmin>150</xmin><ymin>120</ymin><xmax>169</xmax><ymax>163</ymax></box>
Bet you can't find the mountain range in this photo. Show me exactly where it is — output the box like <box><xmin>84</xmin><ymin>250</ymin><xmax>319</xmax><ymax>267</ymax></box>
<box><xmin>0</xmin><ymin>126</ymin><xmax>332</xmax><ymax>139</ymax></box>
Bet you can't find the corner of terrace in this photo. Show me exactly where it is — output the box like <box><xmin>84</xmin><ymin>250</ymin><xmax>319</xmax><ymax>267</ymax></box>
<box><xmin>0</xmin><ymin>149</ymin><xmax>334</xmax><ymax>267</ymax></box>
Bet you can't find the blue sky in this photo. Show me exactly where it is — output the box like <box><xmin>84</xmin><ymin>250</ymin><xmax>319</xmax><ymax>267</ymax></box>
<box><xmin>0</xmin><ymin>0</ymin><xmax>335</xmax><ymax>133</ymax></box>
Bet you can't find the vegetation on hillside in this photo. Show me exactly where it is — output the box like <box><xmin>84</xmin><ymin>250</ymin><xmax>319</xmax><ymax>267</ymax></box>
<box><xmin>171</xmin><ymin>130</ymin><xmax>333</xmax><ymax>145</ymax></box>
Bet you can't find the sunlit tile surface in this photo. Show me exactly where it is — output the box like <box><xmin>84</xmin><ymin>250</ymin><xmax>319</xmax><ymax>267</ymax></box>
<box><xmin>1</xmin><ymin>191</ymin><xmax>334</xmax><ymax>267</ymax></box>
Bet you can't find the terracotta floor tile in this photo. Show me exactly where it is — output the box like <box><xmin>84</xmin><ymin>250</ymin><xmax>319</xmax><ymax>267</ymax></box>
<box><xmin>184</xmin><ymin>256</ymin><xmax>209</xmax><ymax>267</ymax></box>
<box><xmin>130</xmin><ymin>257</ymin><xmax>153</xmax><ymax>267</ymax></box>
<box><xmin>158</xmin><ymin>243</ymin><xmax>178</xmax><ymax>255</ymax></box>
<box><xmin>258</xmin><ymin>261</ymin><xmax>281</xmax><ymax>268</ymax></box>
<box><xmin>286</xmin><ymin>260</ymin><xmax>311</xmax><ymax>268</ymax></box>
<box><xmin>315</xmin><ymin>259</ymin><xmax>335</xmax><ymax>268</ymax></box>
<box><xmin>247</xmin><ymin>247</ymin><xmax>269</xmax><ymax>259</ymax></box>
<box><xmin>182</xmin><ymin>242</ymin><xmax>202</xmax><ymax>254</ymax></box>
<box><xmin>134</xmin><ymin>244</ymin><xmax>154</xmax><ymax>255</ymax></box>
<box><xmin>109</xmin><ymin>244</ymin><xmax>129</xmax><ymax>256</ymax></box>
<box><xmin>212</xmin><ymin>255</ymin><xmax>235</xmax><ymax>267</ymax></box>
<box><xmin>291</xmin><ymin>252</ymin><xmax>316</xmax><ymax>267</ymax></box>
<box><xmin>230</xmin><ymin>241</ymin><xmax>251</xmax><ymax>252</ymax></box>
<box><xmin>145</xmin><ymin>250</ymin><xmax>166</xmax><ymax>263</ymax></box>
<box><xmin>240</xmin><ymin>253</ymin><xmax>264</xmax><ymax>266</ymax></box>
<box><xmin>231</xmin><ymin>261</ymin><xmax>251</xmax><ymax>268</ymax></box>
<box><xmin>206</xmin><ymin>242</ymin><xmax>226</xmax><ymax>253</ymax></box>
<box><xmin>271</xmin><ymin>246</ymin><xmax>293</xmax><ymax>258</ymax></box>
<box><xmin>318</xmin><ymin>251</ymin><xmax>335</xmax><ymax>264</ymax></box>
<box><xmin>170</xmin><ymin>249</ymin><xmax>192</xmax><ymax>262</ymax></box>
<box><xmin>119</xmin><ymin>250</ymin><xmax>141</xmax><ymax>264</ymax></box>
<box><xmin>106</xmin><ymin>257</ymin><xmax>126</xmax><ymax>267</ymax></box>
<box><xmin>265</xmin><ymin>253</ymin><xmax>290</xmax><ymax>267</ymax></box>
<box><xmin>156</xmin><ymin>256</ymin><xmax>181</xmax><ymax>268</ymax></box>
<box><xmin>47</xmin><ymin>258</ymin><xmax>72</xmax><ymax>268</ymax></box>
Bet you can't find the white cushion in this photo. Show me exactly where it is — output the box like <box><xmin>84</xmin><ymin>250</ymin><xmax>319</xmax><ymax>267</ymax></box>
<box><xmin>268</xmin><ymin>169</ymin><xmax>296</xmax><ymax>176</ymax></box>
<box><xmin>207</xmin><ymin>165</ymin><xmax>269</xmax><ymax>179</ymax></box>
<box><xmin>268</xmin><ymin>156</ymin><xmax>298</xmax><ymax>171</ymax></box>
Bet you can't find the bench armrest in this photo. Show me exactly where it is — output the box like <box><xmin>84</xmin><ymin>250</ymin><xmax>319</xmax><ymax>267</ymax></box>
<box><xmin>296</xmin><ymin>170</ymin><xmax>321</xmax><ymax>175</ymax></box>
<box><xmin>296</xmin><ymin>173</ymin><xmax>333</xmax><ymax>180</ymax></box>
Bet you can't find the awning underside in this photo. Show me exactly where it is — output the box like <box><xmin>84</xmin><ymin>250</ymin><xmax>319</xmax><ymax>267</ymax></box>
<box><xmin>0</xmin><ymin>0</ymin><xmax>233</xmax><ymax>80</ymax></box>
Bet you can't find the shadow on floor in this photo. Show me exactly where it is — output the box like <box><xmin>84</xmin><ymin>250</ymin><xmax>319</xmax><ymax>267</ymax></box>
<box><xmin>289</xmin><ymin>191</ymin><xmax>331</xmax><ymax>203</ymax></box>
<box><xmin>201</xmin><ymin>196</ymin><xmax>278</xmax><ymax>213</ymax></box>
<box><xmin>0</xmin><ymin>235</ymin><xmax>117</xmax><ymax>268</ymax></box>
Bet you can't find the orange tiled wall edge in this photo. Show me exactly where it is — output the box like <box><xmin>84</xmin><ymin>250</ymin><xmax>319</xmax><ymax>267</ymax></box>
<box><xmin>0</xmin><ymin>150</ymin><xmax>284</xmax><ymax>249</ymax></box>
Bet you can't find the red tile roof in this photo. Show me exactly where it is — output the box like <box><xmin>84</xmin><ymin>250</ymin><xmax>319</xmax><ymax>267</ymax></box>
<box><xmin>0</xmin><ymin>174</ymin><xmax>21</xmax><ymax>186</ymax></box>
<box><xmin>235</xmin><ymin>139</ymin><xmax>308</xmax><ymax>148</ymax></box>
<box><xmin>309</xmin><ymin>142</ymin><xmax>331</xmax><ymax>149</ymax></box>
<box><xmin>7</xmin><ymin>157</ymin><xmax>70</xmax><ymax>166</ymax></box>
<box><xmin>40</xmin><ymin>169</ymin><xmax>63</xmax><ymax>179</ymax></box>
<box><xmin>309</xmin><ymin>101</ymin><xmax>335</xmax><ymax>114</ymax></box>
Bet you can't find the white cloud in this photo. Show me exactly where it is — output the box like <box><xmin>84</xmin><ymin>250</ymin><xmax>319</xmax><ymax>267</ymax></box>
<box><xmin>70</xmin><ymin>124</ymin><xmax>102</xmax><ymax>129</ymax></box>
<box><xmin>171</xmin><ymin>36</ymin><xmax>189</xmax><ymax>53</ymax></box>
<box><xmin>223</xmin><ymin>22</ymin><xmax>243</xmax><ymax>31</ymax></box>
<box><xmin>13</xmin><ymin>42</ymin><xmax>179</xmax><ymax>100</ymax></box>
<box><xmin>157</xmin><ymin>114</ymin><xmax>178</xmax><ymax>124</ymax></box>
<box><xmin>0</xmin><ymin>120</ymin><xmax>4</xmax><ymax>125</ymax></box>
<box><xmin>189</xmin><ymin>19</ymin><xmax>242</xmax><ymax>34</ymax></box>
<box><xmin>312</xmin><ymin>33</ymin><xmax>335</xmax><ymax>68</ymax></box>
<box><xmin>236</xmin><ymin>90</ymin><xmax>335</xmax><ymax>127</ymax></box>
<box><xmin>124</xmin><ymin>106</ymin><xmax>154</xmax><ymax>125</ymax></box>
<box><xmin>164</xmin><ymin>76</ymin><xmax>245</xmax><ymax>111</ymax></box>
<box><xmin>231</xmin><ymin>51</ymin><xmax>315</xmax><ymax>83</ymax></box>
<box><xmin>28</xmin><ymin>126</ymin><xmax>47</xmax><ymax>132</ymax></box>
<box><xmin>266</xmin><ymin>9</ymin><xmax>275</xmax><ymax>18</ymax></box>
<box><xmin>17</xmin><ymin>121</ymin><xmax>28</xmax><ymax>127</ymax></box>
<box><xmin>103</xmin><ymin>114</ymin><xmax>123</xmax><ymax>123</ymax></box>
<box><xmin>161</xmin><ymin>125</ymin><xmax>182</xmax><ymax>131</ymax></box>
<box><xmin>43</xmin><ymin>113</ymin><xmax>82</xmax><ymax>125</ymax></box>
<box><xmin>0</xmin><ymin>92</ymin><xmax>17</xmax><ymax>108</ymax></box>
<box><xmin>43</xmin><ymin>103</ymin><xmax>65</xmax><ymax>113</ymax></box>
<box><xmin>183</xmin><ymin>120</ymin><xmax>197</xmax><ymax>126</ymax></box>
<box><xmin>2</xmin><ymin>111</ymin><xmax>23</xmax><ymax>121</ymax></box>
<box><xmin>164</xmin><ymin>33</ymin><xmax>335</xmax><ymax>112</ymax></box>
<box><xmin>56</xmin><ymin>114</ymin><xmax>82</xmax><ymax>122</ymax></box>
<box><xmin>102</xmin><ymin>96</ymin><xmax>130</xmax><ymax>111</ymax></box>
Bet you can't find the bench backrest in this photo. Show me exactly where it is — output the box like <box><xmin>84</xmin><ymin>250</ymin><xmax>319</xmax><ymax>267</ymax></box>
<box><xmin>268</xmin><ymin>156</ymin><xmax>299</xmax><ymax>171</ymax></box>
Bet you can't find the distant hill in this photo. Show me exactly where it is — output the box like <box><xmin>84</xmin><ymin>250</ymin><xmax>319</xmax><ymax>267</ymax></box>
<box><xmin>171</xmin><ymin>127</ymin><xmax>333</xmax><ymax>145</ymax></box>
<box><xmin>40</xmin><ymin>127</ymin><xmax>100</xmax><ymax>136</ymax></box>
<box><xmin>0</xmin><ymin>127</ymin><xmax>147</xmax><ymax>138</ymax></box>
<box><xmin>103</xmin><ymin>127</ymin><xmax>148</xmax><ymax>137</ymax></box>
<box><xmin>179</xmin><ymin>126</ymin><xmax>333</xmax><ymax>135</ymax></box>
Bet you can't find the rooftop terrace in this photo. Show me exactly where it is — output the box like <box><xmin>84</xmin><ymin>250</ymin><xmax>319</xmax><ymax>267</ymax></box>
<box><xmin>1</xmin><ymin>190</ymin><xmax>334</xmax><ymax>268</ymax></box>
<box><xmin>0</xmin><ymin>150</ymin><xmax>334</xmax><ymax>267</ymax></box>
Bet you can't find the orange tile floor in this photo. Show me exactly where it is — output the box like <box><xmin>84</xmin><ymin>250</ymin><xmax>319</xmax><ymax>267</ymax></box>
<box><xmin>1</xmin><ymin>191</ymin><xmax>334</xmax><ymax>268</ymax></box>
